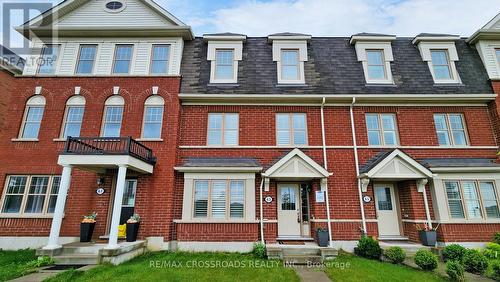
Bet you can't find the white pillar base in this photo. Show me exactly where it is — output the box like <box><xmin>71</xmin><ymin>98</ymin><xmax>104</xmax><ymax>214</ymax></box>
<box><xmin>42</xmin><ymin>244</ymin><xmax>62</xmax><ymax>250</ymax></box>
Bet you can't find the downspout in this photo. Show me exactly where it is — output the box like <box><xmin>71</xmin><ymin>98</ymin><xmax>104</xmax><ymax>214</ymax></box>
<box><xmin>321</xmin><ymin>97</ymin><xmax>333</xmax><ymax>247</ymax></box>
<box><xmin>350</xmin><ymin>97</ymin><xmax>367</xmax><ymax>234</ymax></box>
<box><xmin>259</xmin><ymin>178</ymin><xmax>265</xmax><ymax>244</ymax></box>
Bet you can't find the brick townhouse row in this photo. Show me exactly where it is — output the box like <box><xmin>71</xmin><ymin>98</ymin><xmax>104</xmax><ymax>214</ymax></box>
<box><xmin>0</xmin><ymin>0</ymin><xmax>500</xmax><ymax>252</ymax></box>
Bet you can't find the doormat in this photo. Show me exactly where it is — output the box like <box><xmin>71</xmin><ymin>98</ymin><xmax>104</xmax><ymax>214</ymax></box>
<box><xmin>44</xmin><ymin>264</ymin><xmax>87</xmax><ymax>271</ymax></box>
<box><xmin>278</xmin><ymin>241</ymin><xmax>305</xmax><ymax>245</ymax></box>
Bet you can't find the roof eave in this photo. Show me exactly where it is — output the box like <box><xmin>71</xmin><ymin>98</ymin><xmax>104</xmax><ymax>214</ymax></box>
<box><xmin>174</xmin><ymin>166</ymin><xmax>263</xmax><ymax>173</ymax></box>
<box><xmin>466</xmin><ymin>30</ymin><xmax>500</xmax><ymax>44</ymax></box>
<box><xmin>203</xmin><ymin>35</ymin><xmax>247</xmax><ymax>42</ymax></box>
<box><xmin>412</xmin><ymin>36</ymin><xmax>461</xmax><ymax>45</ymax></box>
<box><xmin>349</xmin><ymin>35</ymin><xmax>397</xmax><ymax>45</ymax></box>
<box><xmin>267</xmin><ymin>35</ymin><xmax>312</xmax><ymax>43</ymax></box>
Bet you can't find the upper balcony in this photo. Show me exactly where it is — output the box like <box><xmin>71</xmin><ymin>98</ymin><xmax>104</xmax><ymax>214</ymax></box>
<box><xmin>58</xmin><ymin>137</ymin><xmax>156</xmax><ymax>174</ymax></box>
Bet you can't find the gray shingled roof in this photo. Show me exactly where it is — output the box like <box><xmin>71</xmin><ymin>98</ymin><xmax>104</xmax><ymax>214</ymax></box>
<box><xmin>180</xmin><ymin>37</ymin><xmax>492</xmax><ymax>94</ymax></box>
<box><xmin>421</xmin><ymin>158</ymin><xmax>500</xmax><ymax>168</ymax></box>
<box><xmin>353</xmin><ymin>32</ymin><xmax>395</xmax><ymax>37</ymax></box>
<box><xmin>1</xmin><ymin>45</ymin><xmax>25</xmax><ymax>72</ymax></box>
<box><xmin>359</xmin><ymin>150</ymin><xmax>395</xmax><ymax>174</ymax></box>
<box><xmin>415</xmin><ymin>33</ymin><xmax>460</xmax><ymax>38</ymax></box>
<box><xmin>269</xmin><ymin>32</ymin><xmax>311</xmax><ymax>37</ymax></box>
<box><xmin>204</xmin><ymin>32</ymin><xmax>246</xmax><ymax>37</ymax></box>
<box><xmin>180</xmin><ymin>157</ymin><xmax>261</xmax><ymax>167</ymax></box>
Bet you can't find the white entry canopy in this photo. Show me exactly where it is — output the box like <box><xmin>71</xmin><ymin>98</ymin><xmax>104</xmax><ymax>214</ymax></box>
<box><xmin>262</xmin><ymin>148</ymin><xmax>330</xmax><ymax>179</ymax></box>
<box><xmin>358</xmin><ymin>149</ymin><xmax>433</xmax><ymax>180</ymax></box>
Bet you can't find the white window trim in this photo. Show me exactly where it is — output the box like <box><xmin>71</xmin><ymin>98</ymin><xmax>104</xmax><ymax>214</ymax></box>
<box><xmin>0</xmin><ymin>175</ymin><xmax>61</xmax><ymax>218</ymax></box>
<box><xmin>111</xmin><ymin>44</ymin><xmax>136</xmax><ymax>75</ymax></box>
<box><xmin>181</xmin><ymin>172</ymin><xmax>256</xmax><ymax>222</ymax></box>
<box><xmin>18</xmin><ymin>96</ymin><xmax>46</xmax><ymax>140</ymax></box>
<box><xmin>207</xmin><ymin>41</ymin><xmax>243</xmax><ymax>84</ymax></box>
<box><xmin>149</xmin><ymin>44</ymin><xmax>172</xmax><ymax>75</ymax></box>
<box><xmin>272</xmin><ymin>40</ymin><xmax>307</xmax><ymax>84</ymax></box>
<box><xmin>276</xmin><ymin>113</ymin><xmax>308</xmax><ymax>146</ymax></box>
<box><xmin>207</xmin><ymin>113</ymin><xmax>239</xmax><ymax>146</ymax></box>
<box><xmin>140</xmin><ymin>95</ymin><xmax>165</xmax><ymax>140</ymax></box>
<box><xmin>100</xmin><ymin>95</ymin><xmax>125</xmax><ymax>137</ymax></box>
<box><xmin>354</xmin><ymin>42</ymin><xmax>394</xmax><ymax>84</ymax></box>
<box><xmin>60</xmin><ymin>95</ymin><xmax>86</xmax><ymax>139</ymax></box>
<box><xmin>74</xmin><ymin>44</ymin><xmax>98</xmax><ymax>75</ymax></box>
<box><xmin>416</xmin><ymin>42</ymin><xmax>461</xmax><ymax>84</ymax></box>
<box><xmin>365</xmin><ymin>113</ymin><xmax>399</xmax><ymax>146</ymax></box>
<box><xmin>433</xmin><ymin>113</ymin><xmax>469</xmax><ymax>147</ymax></box>
<box><xmin>36</xmin><ymin>44</ymin><xmax>62</xmax><ymax>75</ymax></box>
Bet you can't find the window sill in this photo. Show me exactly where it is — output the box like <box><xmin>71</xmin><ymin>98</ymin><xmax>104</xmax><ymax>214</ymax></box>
<box><xmin>207</xmin><ymin>83</ymin><xmax>240</xmax><ymax>87</ymax></box>
<box><xmin>0</xmin><ymin>213</ymin><xmax>61</xmax><ymax>219</ymax></box>
<box><xmin>136</xmin><ymin>138</ymin><xmax>163</xmax><ymax>142</ymax></box>
<box><xmin>174</xmin><ymin>219</ymin><xmax>259</xmax><ymax>224</ymax></box>
<box><xmin>433</xmin><ymin>82</ymin><xmax>464</xmax><ymax>87</ymax></box>
<box><xmin>275</xmin><ymin>83</ymin><xmax>308</xmax><ymax>87</ymax></box>
<box><xmin>440</xmin><ymin>219</ymin><xmax>500</xmax><ymax>224</ymax></box>
<box><xmin>11</xmin><ymin>138</ymin><xmax>39</xmax><ymax>142</ymax></box>
<box><xmin>53</xmin><ymin>138</ymin><xmax>67</xmax><ymax>142</ymax></box>
<box><xmin>365</xmin><ymin>83</ymin><xmax>397</xmax><ymax>87</ymax></box>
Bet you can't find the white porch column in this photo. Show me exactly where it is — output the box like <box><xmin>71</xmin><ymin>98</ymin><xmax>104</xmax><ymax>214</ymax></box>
<box><xmin>44</xmin><ymin>165</ymin><xmax>72</xmax><ymax>250</ymax></box>
<box><xmin>107</xmin><ymin>165</ymin><xmax>127</xmax><ymax>249</ymax></box>
<box><xmin>417</xmin><ymin>179</ymin><xmax>433</xmax><ymax>229</ymax></box>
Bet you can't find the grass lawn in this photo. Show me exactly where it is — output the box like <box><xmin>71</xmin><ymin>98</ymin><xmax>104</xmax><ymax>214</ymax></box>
<box><xmin>324</xmin><ymin>253</ymin><xmax>447</xmax><ymax>282</ymax></box>
<box><xmin>0</xmin><ymin>249</ymin><xmax>38</xmax><ymax>281</ymax></box>
<box><xmin>45</xmin><ymin>252</ymin><xmax>299</xmax><ymax>282</ymax></box>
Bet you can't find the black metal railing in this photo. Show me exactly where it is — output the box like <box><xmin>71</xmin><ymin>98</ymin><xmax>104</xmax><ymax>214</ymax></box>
<box><xmin>63</xmin><ymin>137</ymin><xmax>156</xmax><ymax>165</ymax></box>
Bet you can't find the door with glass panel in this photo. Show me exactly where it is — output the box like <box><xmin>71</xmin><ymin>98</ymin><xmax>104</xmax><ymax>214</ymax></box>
<box><xmin>278</xmin><ymin>184</ymin><xmax>301</xmax><ymax>237</ymax></box>
<box><xmin>374</xmin><ymin>184</ymin><xmax>400</xmax><ymax>237</ymax></box>
<box><xmin>119</xmin><ymin>179</ymin><xmax>137</xmax><ymax>225</ymax></box>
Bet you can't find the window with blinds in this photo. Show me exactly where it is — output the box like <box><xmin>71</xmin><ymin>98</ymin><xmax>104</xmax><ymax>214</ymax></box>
<box><xmin>445</xmin><ymin>180</ymin><xmax>500</xmax><ymax>220</ymax></box>
<box><xmin>276</xmin><ymin>113</ymin><xmax>307</xmax><ymax>146</ymax></box>
<box><xmin>193</xmin><ymin>179</ymin><xmax>245</xmax><ymax>219</ymax></box>
<box><xmin>207</xmin><ymin>113</ymin><xmax>239</xmax><ymax>146</ymax></box>
<box><xmin>445</xmin><ymin>181</ymin><xmax>465</xmax><ymax>219</ymax></box>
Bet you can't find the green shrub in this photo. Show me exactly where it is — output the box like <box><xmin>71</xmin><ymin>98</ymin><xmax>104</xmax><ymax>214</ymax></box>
<box><xmin>414</xmin><ymin>249</ymin><xmax>438</xmax><ymax>271</ymax></box>
<box><xmin>252</xmin><ymin>242</ymin><xmax>267</xmax><ymax>259</ymax></box>
<box><xmin>445</xmin><ymin>260</ymin><xmax>465</xmax><ymax>282</ymax></box>
<box><xmin>25</xmin><ymin>256</ymin><xmax>54</xmax><ymax>268</ymax></box>
<box><xmin>462</xmin><ymin>249</ymin><xmax>488</xmax><ymax>275</ymax></box>
<box><xmin>442</xmin><ymin>244</ymin><xmax>466</xmax><ymax>262</ymax></box>
<box><xmin>493</xmin><ymin>232</ymin><xmax>500</xmax><ymax>245</ymax></box>
<box><xmin>354</xmin><ymin>236</ymin><xmax>382</xmax><ymax>260</ymax></box>
<box><xmin>491</xmin><ymin>260</ymin><xmax>500</xmax><ymax>280</ymax></box>
<box><xmin>383</xmin><ymin>246</ymin><xmax>406</xmax><ymax>264</ymax></box>
<box><xmin>483</xmin><ymin>242</ymin><xmax>500</xmax><ymax>259</ymax></box>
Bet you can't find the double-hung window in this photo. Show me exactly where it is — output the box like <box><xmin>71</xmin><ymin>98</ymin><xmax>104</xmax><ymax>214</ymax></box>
<box><xmin>215</xmin><ymin>49</ymin><xmax>234</xmax><ymax>80</ymax></box>
<box><xmin>150</xmin><ymin>45</ymin><xmax>170</xmax><ymax>74</ymax></box>
<box><xmin>207</xmin><ymin>113</ymin><xmax>238</xmax><ymax>146</ymax></box>
<box><xmin>113</xmin><ymin>45</ymin><xmax>133</xmax><ymax>74</ymax></box>
<box><xmin>366</xmin><ymin>50</ymin><xmax>386</xmax><ymax>80</ymax></box>
<box><xmin>102</xmin><ymin>106</ymin><xmax>123</xmax><ymax>137</ymax></box>
<box><xmin>142</xmin><ymin>106</ymin><xmax>163</xmax><ymax>139</ymax></box>
<box><xmin>1</xmin><ymin>175</ymin><xmax>61</xmax><ymax>216</ymax></box>
<box><xmin>433</xmin><ymin>114</ymin><xmax>468</xmax><ymax>146</ymax></box>
<box><xmin>496</xmin><ymin>49</ymin><xmax>500</xmax><ymax>67</ymax></box>
<box><xmin>276</xmin><ymin>113</ymin><xmax>307</xmax><ymax>146</ymax></box>
<box><xmin>430</xmin><ymin>50</ymin><xmax>453</xmax><ymax>80</ymax></box>
<box><xmin>281</xmin><ymin>50</ymin><xmax>300</xmax><ymax>81</ymax></box>
<box><xmin>193</xmin><ymin>180</ymin><xmax>245</xmax><ymax>219</ymax></box>
<box><xmin>21</xmin><ymin>106</ymin><xmax>44</xmax><ymax>139</ymax></box>
<box><xmin>62</xmin><ymin>106</ymin><xmax>84</xmax><ymax>138</ymax></box>
<box><xmin>76</xmin><ymin>45</ymin><xmax>97</xmax><ymax>74</ymax></box>
<box><xmin>37</xmin><ymin>45</ymin><xmax>60</xmax><ymax>74</ymax></box>
<box><xmin>445</xmin><ymin>180</ymin><xmax>500</xmax><ymax>220</ymax></box>
<box><xmin>365</xmin><ymin>113</ymin><xmax>398</xmax><ymax>146</ymax></box>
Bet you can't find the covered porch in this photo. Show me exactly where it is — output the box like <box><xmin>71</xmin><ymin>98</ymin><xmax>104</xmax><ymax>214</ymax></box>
<box><xmin>43</xmin><ymin>137</ymin><xmax>156</xmax><ymax>251</ymax></box>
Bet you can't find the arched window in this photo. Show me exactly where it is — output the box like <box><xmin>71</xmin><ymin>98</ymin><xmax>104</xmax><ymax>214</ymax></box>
<box><xmin>141</xmin><ymin>96</ymin><xmax>164</xmax><ymax>139</ymax></box>
<box><xmin>19</xmin><ymin>96</ymin><xmax>46</xmax><ymax>139</ymax></box>
<box><xmin>101</xmin><ymin>96</ymin><xmax>124</xmax><ymax>137</ymax></box>
<box><xmin>61</xmin><ymin>96</ymin><xmax>86</xmax><ymax>139</ymax></box>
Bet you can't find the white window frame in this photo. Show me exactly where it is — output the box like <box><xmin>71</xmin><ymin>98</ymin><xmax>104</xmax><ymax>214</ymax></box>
<box><xmin>112</xmin><ymin>44</ymin><xmax>134</xmax><ymax>75</ymax></box>
<box><xmin>60</xmin><ymin>95</ymin><xmax>86</xmax><ymax>139</ymax></box>
<box><xmin>433</xmin><ymin>113</ymin><xmax>469</xmax><ymax>147</ymax></box>
<box><xmin>0</xmin><ymin>175</ymin><xmax>61</xmax><ymax>217</ymax></box>
<box><xmin>365</xmin><ymin>113</ymin><xmax>399</xmax><ymax>146</ymax></box>
<box><xmin>191</xmin><ymin>179</ymin><xmax>246</xmax><ymax>220</ymax></box>
<box><xmin>213</xmin><ymin>49</ymin><xmax>235</xmax><ymax>81</ymax></box>
<box><xmin>495</xmin><ymin>48</ymin><xmax>500</xmax><ymax>74</ymax></box>
<box><xmin>140</xmin><ymin>96</ymin><xmax>165</xmax><ymax>140</ymax></box>
<box><xmin>276</xmin><ymin>113</ymin><xmax>308</xmax><ymax>146</ymax></box>
<box><xmin>444</xmin><ymin>180</ymin><xmax>500</xmax><ymax>220</ymax></box>
<box><xmin>37</xmin><ymin>44</ymin><xmax>61</xmax><ymax>75</ymax></box>
<box><xmin>18</xmin><ymin>96</ymin><xmax>46</xmax><ymax>140</ymax></box>
<box><xmin>354</xmin><ymin>42</ymin><xmax>394</xmax><ymax>84</ymax></box>
<box><xmin>207</xmin><ymin>113</ymin><xmax>239</xmax><ymax>146</ymax></box>
<box><xmin>149</xmin><ymin>44</ymin><xmax>171</xmax><ymax>75</ymax></box>
<box><xmin>416</xmin><ymin>41</ymin><xmax>461</xmax><ymax>84</ymax></box>
<box><xmin>272</xmin><ymin>40</ymin><xmax>307</xmax><ymax>84</ymax></box>
<box><xmin>75</xmin><ymin>44</ymin><xmax>98</xmax><ymax>75</ymax></box>
<box><xmin>207</xmin><ymin>41</ymin><xmax>243</xmax><ymax>84</ymax></box>
<box><xmin>100</xmin><ymin>95</ymin><xmax>125</xmax><ymax>137</ymax></box>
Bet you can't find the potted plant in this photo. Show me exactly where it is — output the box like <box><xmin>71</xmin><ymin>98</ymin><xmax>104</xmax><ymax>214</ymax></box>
<box><xmin>417</xmin><ymin>223</ymin><xmax>440</xmax><ymax>247</ymax></box>
<box><xmin>316</xmin><ymin>227</ymin><xmax>329</xmax><ymax>247</ymax></box>
<box><xmin>126</xmin><ymin>214</ymin><xmax>141</xmax><ymax>242</ymax></box>
<box><xmin>80</xmin><ymin>212</ymin><xmax>97</xmax><ymax>242</ymax></box>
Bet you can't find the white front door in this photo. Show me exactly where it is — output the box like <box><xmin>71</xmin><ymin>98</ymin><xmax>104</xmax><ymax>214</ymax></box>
<box><xmin>278</xmin><ymin>184</ymin><xmax>301</xmax><ymax>237</ymax></box>
<box><xmin>374</xmin><ymin>184</ymin><xmax>400</xmax><ymax>237</ymax></box>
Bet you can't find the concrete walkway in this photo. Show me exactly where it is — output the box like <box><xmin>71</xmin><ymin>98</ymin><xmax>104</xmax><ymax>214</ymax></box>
<box><xmin>293</xmin><ymin>266</ymin><xmax>331</xmax><ymax>282</ymax></box>
<box><xmin>9</xmin><ymin>265</ymin><xmax>96</xmax><ymax>282</ymax></box>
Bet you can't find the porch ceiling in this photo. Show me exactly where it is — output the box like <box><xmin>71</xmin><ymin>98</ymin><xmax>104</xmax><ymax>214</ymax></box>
<box><xmin>58</xmin><ymin>155</ymin><xmax>154</xmax><ymax>174</ymax></box>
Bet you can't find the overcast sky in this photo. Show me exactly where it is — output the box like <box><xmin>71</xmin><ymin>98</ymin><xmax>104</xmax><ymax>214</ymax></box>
<box><xmin>1</xmin><ymin>0</ymin><xmax>499</xmax><ymax>40</ymax></box>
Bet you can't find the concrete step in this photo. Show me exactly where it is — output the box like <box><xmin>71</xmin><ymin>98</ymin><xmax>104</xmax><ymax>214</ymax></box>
<box><xmin>320</xmin><ymin>248</ymin><xmax>338</xmax><ymax>260</ymax></box>
<box><xmin>53</xmin><ymin>254</ymin><xmax>100</xmax><ymax>265</ymax></box>
<box><xmin>282</xmin><ymin>248</ymin><xmax>321</xmax><ymax>256</ymax></box>
<box><xmin>61</xmin><ymin>245</ymin><xmax>104</xmax><ymax>255</ymax></box>
<box><xmin>283</xmin><ymin>255</ymin><xmax>323</xmax><ymax>265</ymax></box>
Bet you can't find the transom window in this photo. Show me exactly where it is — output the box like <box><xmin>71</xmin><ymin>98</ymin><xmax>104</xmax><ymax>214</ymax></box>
<box><xmin>430</xmin><ymin>50</ymin><xmax>452</xmax><ymax>80</ymax></box>
<box><xmin>193</xmin><ymin>180</ymin><xmax>245</xmax><ymax>219</ymax></box>
<box><xmin>1</xmin><ymin>175</ymin><xmax>61</xmax><ymax>215</ymax></box>
<box><xmin>433</xmin><ymin>114</ymin><xmax>468</xmax><ymax>146</ymax></box>
<box><xmin>276</xmin><ymin>113</ymin><xmax>307</xmax><ymax>146</ymax></box>
<box><xmin>281</xmin><ymin>50</ymin><xmax>300</xmax><ymax>81</ymax></box>
<box><xmin>37</xmin><ymin>45</ymin><xmax>60</xmax><ymax>74</ymax></box>
<box><xmin>150</xmin><ymin>45</ymin><xmax>170</xmax><ymax>74</ymax></box>
<box><xmin>366</xmin><ymin>50</ymin><xmax>386</xmax><ymax>80</ymax></box>
<box><xmin>365</xmin><ymin>113</ymin><xmax>398</xmax><ymax>146</ymax></box>
<box><xmin>113</xmin><ymin>45</ymin><xmax>133</xmax><ymax>74</ymax></box>
<box><xmin>207</xmin><ymin>113</ymin><xmax>239</xmax><ymax>146</ymax></box>
<box><xmin>215</xmin><ymin>49</ymin><xmax>234</xmax><ymax>80</ymax></box>
<box><xmin>76</xmin><ymin>45</ymin><xmax>97</xmax><ymax>74</ymax></box>
<box><xmin>445</xmin><ymin>180</ymin><xmax>500</xmax><ymax>220</ymax></box>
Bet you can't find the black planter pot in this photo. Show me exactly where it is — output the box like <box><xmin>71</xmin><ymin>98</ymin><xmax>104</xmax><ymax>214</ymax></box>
<box><xmin>80</xmin><ymin>222</ymin><xmax>95</xmax><ymax>242</ymax></box>
<box><xmin>316</xmin><ymin>230</ymin><xmax>329</xmax><ymax>247</ymax></box>
<box><xmin>126</xmin><ymin>222</ymin><xmax>140</xmax><ymax>242</ymax></box>
<box><xmin>419</xmin><ymin>230</ymin><xmax>437</xmax><ymax>246</ymax></box>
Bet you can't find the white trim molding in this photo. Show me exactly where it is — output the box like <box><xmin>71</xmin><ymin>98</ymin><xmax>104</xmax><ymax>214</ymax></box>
<box><xmin>352</xmin><ymin>39</ymin><xmax>395</xmax><ymax>84</ymax></box>
<box><xmin>413</xmin><ymin>37</ymin><xmax>462</xmax><ymax>84</ymax></box>
<box><xmin>270</xmin><ymin>39</ymin><xmax>309</xmax><ymax>84</ymax></box>
<box><xmin>206</xmin><ymin>40</ymin><xmax>244</xmax><ymax>84</ymax></box>
<box><xmin>262</xmin><ymin>148</ymin><xmax>330</xmax><ymax>178</ymax></box>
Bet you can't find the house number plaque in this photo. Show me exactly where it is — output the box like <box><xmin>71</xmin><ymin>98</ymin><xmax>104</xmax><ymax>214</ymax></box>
<box><xmin>264</xmin><ymin>196</ymin><xmax>273</xmax><ymax>203</ymax></box>
<box><xmin>96</xmin><ymin>188</ymin><xmax>105</xmax><ymax>195</ymax></box>
<box><xmin>363</xmin><ymin>196</ymin><xmax>371</xmax><ymax>203</ymax></box>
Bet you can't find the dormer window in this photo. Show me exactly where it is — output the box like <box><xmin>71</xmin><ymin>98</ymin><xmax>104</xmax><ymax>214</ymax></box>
<box><xmin>268</xmin><ymin>33</ymin><xmax>310</xmax><ymax>85</ymax></box>
<box><xmin>281</xmin><ymin>50</ymin><xmax>300</xmax><ymax>81</ymax></box>
<box><xmin>204</xmin><ymin>33</ymin><xmax>246</xmax><ymax>84</ymax></box>
<box><xmin>366</xmin><ymin>50</ymin><xmax>386</xmax><ymax>80</ymax></box>
<box><xmin>413</xmin><ymin>34</ymin><xmax>461</xmax><ymax>84</ymax></box>
<box><xmin>350</xmin><ymin>33</ymin><xmax>395</xmax><ymax>84</ymax></box>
